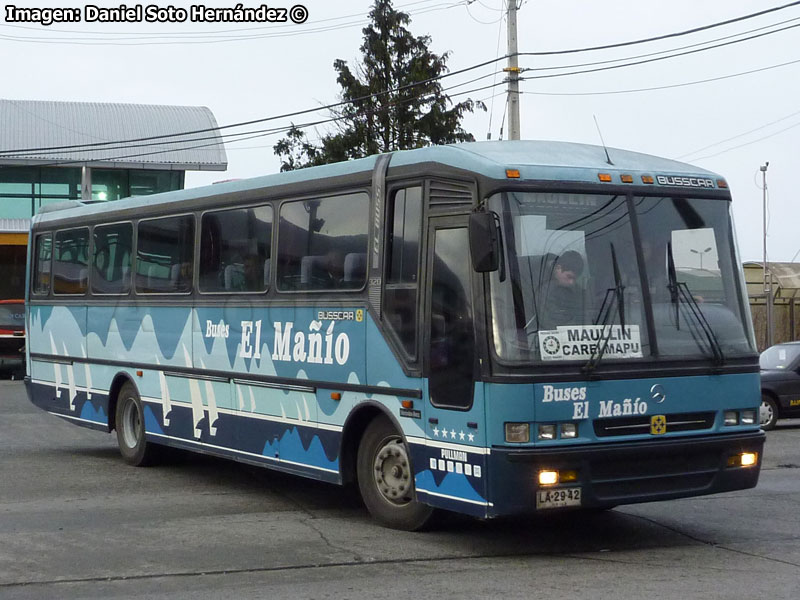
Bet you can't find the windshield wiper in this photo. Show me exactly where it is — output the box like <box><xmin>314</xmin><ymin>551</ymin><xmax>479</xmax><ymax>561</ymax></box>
<box><xmin>583</xmin><ymin>243</ymin><xmax>626</xmax><ymax>374</ymax></box>
<box><xmin>666</xmin><ymin>241</ymin><xmax>725</xmax><ymax>366</ymax></box>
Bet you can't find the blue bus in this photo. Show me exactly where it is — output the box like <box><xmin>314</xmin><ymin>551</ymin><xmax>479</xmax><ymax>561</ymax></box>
<box><xmin>25</xmin><ymin>141</ymin><xmax>765</xmax><ymax>530</ymax></box>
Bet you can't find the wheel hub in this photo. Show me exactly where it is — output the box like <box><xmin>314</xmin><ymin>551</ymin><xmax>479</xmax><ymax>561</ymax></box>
<box><xmin>374</xmin><ymin>439</ymin><xmax>412</xmax><ymax>505</ymax></box>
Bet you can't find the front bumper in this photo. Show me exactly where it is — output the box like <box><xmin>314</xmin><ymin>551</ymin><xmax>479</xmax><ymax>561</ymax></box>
<box><xmin>488</xmin><ymin>430</ymin><xmax>765</xmax><ymax>516</ymax></box>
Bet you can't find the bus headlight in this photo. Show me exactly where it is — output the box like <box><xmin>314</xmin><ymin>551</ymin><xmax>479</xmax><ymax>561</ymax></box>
<box><xmin>741</xmin><ymin>410</ymin><xmax>757</xmax><ymax>425</ymax></box>
<box><xmin>505</xmin><ymin>423</ymin><xmax>530</xmax><ymax>443</ymax></box>
<box><xmin>724</xmin><ymin>411</ymin><xmax>739</xmax><ymax>426</ymax></box>
<box><xmin>560</xmin><ymin>423</ymin><xmax>578</xmax><ymax>439</ymax></box>
<box><xmin>537</xmin><ymin>424</ymin><xmax>556</xmax><ymax>440</ymax></box>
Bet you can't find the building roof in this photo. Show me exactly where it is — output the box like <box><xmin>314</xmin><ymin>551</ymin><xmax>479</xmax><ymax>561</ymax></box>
<box><xmin>743</xmin><ymin>261</ymin><xmax>800</xmax><ymax>301</ymax></box>
<box><xmin>0</xmin><ymin>218</ymin><xmax>30</xmax><ymax>233</ymax></box>
<box><xmin>0</xmin><ymin>98</ymin><xmax>227</xmax><ymax>171</ymax></box>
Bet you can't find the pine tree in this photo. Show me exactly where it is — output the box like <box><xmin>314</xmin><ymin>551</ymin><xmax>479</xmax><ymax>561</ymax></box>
<box><xmin>274</xmin><ymin>0</ymin><xmax>484</xmax><ymax>171</ymax></box>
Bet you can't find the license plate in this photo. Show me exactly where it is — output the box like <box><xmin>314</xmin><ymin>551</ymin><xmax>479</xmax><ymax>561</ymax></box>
<box><xmin>536</xmin><ymin>487</ymin><xmax>582</xmax><ymax>509</ymax></box>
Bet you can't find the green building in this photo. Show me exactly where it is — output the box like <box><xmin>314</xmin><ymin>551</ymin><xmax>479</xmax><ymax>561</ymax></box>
<box><xmin>0</xmin><ymin>98</ymin><xmax>227</xmax><ymax>300</ymax></box>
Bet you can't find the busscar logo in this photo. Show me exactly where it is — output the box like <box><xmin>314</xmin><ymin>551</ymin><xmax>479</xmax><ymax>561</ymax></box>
<box><xmin>656</xmin><ymin>175</ymin><xmax>715</xmax><ymax>188</ymax></box>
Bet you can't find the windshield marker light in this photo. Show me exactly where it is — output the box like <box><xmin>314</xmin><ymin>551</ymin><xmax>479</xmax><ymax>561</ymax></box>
<box><xmin>717</xmin><ymin>179</ymin><xmax>728</xmax><ymax>188</ymax></box>
<box><xmin>538</xmin><ymin>470</ymin><xmax>558</xmax><ymax>486</ymax></box>
<box><xmin>620</xmin><ymin>174</ymin><xmax>634</xmax><ymax>183</ymax></box>
<box><xmin>598</xmin><ymin>173</ymin><xmax>612</xmax><ymax>182</ymax></box>
<box><xmin>506</xmin><ymin>169</ymin><xmax>520</xmax><ymax>179</ymax></box>
<box><xmin>641</xmin><ymin>175</ymin><xmax>654</xmax><ymax>184</ymax></box>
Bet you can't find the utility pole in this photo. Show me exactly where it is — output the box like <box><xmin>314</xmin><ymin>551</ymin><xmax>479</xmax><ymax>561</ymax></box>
<box><xmin>505</xmin><ymin>0</ymin><xmax>521</xmax><ymax>140</ymax></box>
<box><xmin>762</xmin><ymin>162</ymin><xmax>774</xmax><ymax>348</ymax></box>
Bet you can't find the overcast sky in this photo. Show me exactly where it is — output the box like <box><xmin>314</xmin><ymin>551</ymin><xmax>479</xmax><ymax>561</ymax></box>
<box><xmin>2</xmin><ymin>0</ymin><xmax>797</xmax><ymax>263</ymax></box>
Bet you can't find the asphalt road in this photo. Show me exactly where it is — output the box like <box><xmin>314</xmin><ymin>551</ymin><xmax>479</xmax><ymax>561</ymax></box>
<box><xmin>1</xmin><ymin>379</ymin><xmax>799</xmax><ymax>599</ymax></box>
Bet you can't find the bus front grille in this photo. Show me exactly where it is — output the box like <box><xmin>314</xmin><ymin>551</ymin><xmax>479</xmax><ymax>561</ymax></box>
<box><xmin>593</xmin><ymin>412</ymin><xmax>715</xmax><ymax>437</ymax></box>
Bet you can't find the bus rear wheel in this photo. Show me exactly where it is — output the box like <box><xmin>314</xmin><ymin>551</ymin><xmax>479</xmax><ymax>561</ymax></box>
<box><xmin>115</xmin><ymin>382</ymin><xmax>158</xmax><ymax>466</ymax></box>
<box><xmin>357</xmin><ymin>415</ymin><xmax>434</xmax><ymax>531</ymax></box>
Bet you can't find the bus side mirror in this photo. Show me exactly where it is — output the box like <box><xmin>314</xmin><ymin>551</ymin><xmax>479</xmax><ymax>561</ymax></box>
<box><xmin>469</xmin><ymin>211</ymin><xmax>500</xmax><ymax>273</ymax></box>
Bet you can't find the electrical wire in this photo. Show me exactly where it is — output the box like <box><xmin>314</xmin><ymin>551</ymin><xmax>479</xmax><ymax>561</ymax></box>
<box><xmin>678</xmin><ymin>107</ymin><xmax>800</xmax><ymax>159</ymax></box>
<box><xmin>486</xmin><ymin>0</ymin><xmax>506</xmax><ymax>139</ymax></box>
<box><xmin>8</xmin><ymin>79</ymin><xmax>511</xmax><ymax>168</ymax></box>
<box><xmin>0</xmin><ymin>56</ymin><xmax>506</xmax><ymax>156</ymax></box>
<box><xmin>517</xmin><ymin>1</ymin><xmax>800</xmax><ymax>57</ymax></box>
<box><xmin>0</xmin><ymin>1</ymin><xmax>469</xmax><ymax>45</ymax></box>
<box><xmin>519</xmin><ymin>55</ymin><xmax>800</xmax><ymax>96</ymax></box>
<box><xmin>520</xmin><ymin>17</ymin><xmax>800</xmax><ymax>75</ymax></box>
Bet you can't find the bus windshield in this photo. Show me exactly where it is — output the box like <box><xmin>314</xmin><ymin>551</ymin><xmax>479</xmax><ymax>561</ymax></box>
<box><xmin>488</xmin><ymin>192</ymin><xmax>755</xmax><ymax>365</ymax></box>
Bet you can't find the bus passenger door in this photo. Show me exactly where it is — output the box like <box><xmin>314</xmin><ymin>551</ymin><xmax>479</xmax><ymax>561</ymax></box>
<box><xmin>419</xmin><ymin>216</ymin><xmax>488</xmax><ymax>516</ymax></box>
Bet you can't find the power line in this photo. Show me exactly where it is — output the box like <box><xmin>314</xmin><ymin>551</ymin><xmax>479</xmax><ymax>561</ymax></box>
<box><xmin>8</xmin><ymin>79</ymin><xmax>510</xmax><ymax>168</ymax></box>
<box><xmin>0</xmin><ymin>1</ymin><xmax>469</xmax><ymax>45</ymax></box>
<box><xmin>0</xmin><ymin>69</ymin><xmax>503</xmax><ymax>159</ymax></box>
<box><xmin>520</xmin><ymin>16</ymin><xmax>800</xmax><ymax>75</ymax></box>
<box><xmin>678</xmin><ymin>107</ymin><xmax>800</xmax><ymax>159</ymax></box>
<box><xmin>3</xmin><ymin>4</ymin><xmax>799</xmax><ymax>158</ymax></box>
<box><xmin>0</xmin><ymin>56</ymin><xmax>506</xmax><ymax>156</ymax></box>
<box><xmin>519</xmin><ymin>55</ymin><xmax>800</xmax><ymax>96</ymax></box>
<box><xmin>517</xmin><ymin>0</ymin><xmax>800</xmax><ymax>57</ymax></box>
<box><xmin>519</xmin><ymin>21</ymin><xmax>800</xmax><ymax>82</ymax></box>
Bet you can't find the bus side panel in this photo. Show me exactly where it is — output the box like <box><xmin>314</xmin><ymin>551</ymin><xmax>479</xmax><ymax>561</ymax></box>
<box><xmin>88</xmin><ymin>305</ymin><xmax>193</xmax><ymax>367</ymax></box>
<box><xmin>361</xmin><ymin>318</ymin><xmax>490</xmax><ymax>516</ymax></box>
<box><xmin>27</xmin><ymin>304</ymin><xmax>105</xmax><ymax>426</ymax></box>
<box><xmin>413</xmin><ymin>383</ymin><xmax>490</xmax><ymax>519</ymax></box>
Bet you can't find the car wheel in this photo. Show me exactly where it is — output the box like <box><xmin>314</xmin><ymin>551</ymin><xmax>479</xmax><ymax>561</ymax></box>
<box><xmin>115</xmin><ymin>382</ymin><xmax>159</xmax><ymax>466</ymax></box>
<box><xmin>357</xmin><ymin>415</ymin><xmax>434</xmax><ymax>531</ymax></box>
<box><xmin>760</xmin><ymin>395</ymin><xmax>779</xmax><ymax>431</ymax></box>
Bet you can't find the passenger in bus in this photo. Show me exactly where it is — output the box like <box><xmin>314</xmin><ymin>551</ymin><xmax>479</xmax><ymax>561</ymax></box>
<box><xmin>322</xmin><ymin>249</ymin><xmax>346</xmax><ymax>288</ymax></box>
<box><xmin>540</xmin><ymin>250</ymin><xmax>585</xmax><ymax>328</ymax></box>
<box><xmin>243</xmin><ymin>254</ymin><xmax>265</xmax><ymax>291</ymax></box>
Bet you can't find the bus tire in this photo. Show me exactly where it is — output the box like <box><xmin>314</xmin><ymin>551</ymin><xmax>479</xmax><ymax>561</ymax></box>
<box><xmin>760</xmin><ymin>394</ymin><xmax>779</xmax><ymax>431</ymax></box>
<box><xmin>356</xmin><ymin>415</ymin><xmax>434</xmax><ymax>531</ymax></box>
<box><xmin>115</xmin><ymin>382</ymin><xmax>158</xmax><ymax>466</ymax></box>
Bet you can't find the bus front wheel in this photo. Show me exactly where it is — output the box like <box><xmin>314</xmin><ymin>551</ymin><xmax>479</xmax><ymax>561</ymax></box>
<box><xmin>356</xmin><ymin>415</ymin><xmax>434</xmax><ymax>531</ymax></box>
<box><xmin>115</xmin><ymin>382</ymin><xmax>158</xmax><ymax>466</ymax></box>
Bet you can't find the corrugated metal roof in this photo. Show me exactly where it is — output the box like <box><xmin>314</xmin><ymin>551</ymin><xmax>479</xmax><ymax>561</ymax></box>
<box><xmin>0</xmin><ymin>218</ymin><xmax>30</xmax><ymax>233</ymax></box>
<box><xmin>744</xmin><ymin>261</ymin><xmax>800</xmax><ymax>300</ymax></box>
<box><xmin>0</xmin><ymin>98</ymin><xmax>227</xmax><ymax>171</ymax></box>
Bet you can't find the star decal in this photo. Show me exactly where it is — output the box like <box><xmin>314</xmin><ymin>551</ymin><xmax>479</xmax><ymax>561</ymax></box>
<box><xmin>432</xmin><ymin>426</ymin><xmax>440</xmax><ymax>437</ymax></box>
<box><xmin>450</xmin><ymin>429</ymin><xmax>457</xmax><ymax>439</ymax></box>
<box><xmin>459</xmin><ymin>430</ymin><xmax>465</xmax><ymax>441</ymax></box>
<box><xmin>468</xmin><ymin>432</ymin><xmax>475</xmax><ymax>442</ymax></box>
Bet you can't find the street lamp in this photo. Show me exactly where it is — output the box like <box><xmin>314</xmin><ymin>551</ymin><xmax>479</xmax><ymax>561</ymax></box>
<box><xmin>690</xmin><ymin>246</ymin><xmax>713</xmax><ymax>270</ymax></box>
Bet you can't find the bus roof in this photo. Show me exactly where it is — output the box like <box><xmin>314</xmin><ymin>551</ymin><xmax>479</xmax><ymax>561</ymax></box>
<box><xmin>34</xmin><ymin>140</ymin><xmax>723</xmax><ymax>226</ymax></box>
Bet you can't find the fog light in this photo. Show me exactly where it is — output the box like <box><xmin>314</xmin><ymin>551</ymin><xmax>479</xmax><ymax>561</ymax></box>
<box><xmin>560</xmin><ymin>469</ymin><xmax>579</xmax><ymax>483</ymax></box>
<box><xmin>538</xmin><ymin>424</ymin><xmax>556</xmax><ymax>440</ymax></box>
<box><xmin>727</xmin><ymin>452</ymin><xmax>758</xmax><ymax>467</ymax></box>
<box><xmin>740</xmin><ymin>452</ymin><xmax>757</xmax><ymax>467</ymax></box>
<box><xmin>539</xmin><ymin>470</ymin><xmax>558</xmax><ymax>485</ymax></box>
<box><xmin>560</xmin><ymin>423</ymin><xmax>578</xmax><ymax>439</ymax></box>
<box><xmin>505</xmin><ymin>422</ymin><xmax>530</xmax><ymax>443</ymax></box>
<box><xmin>741</xmin><ymin>410</ymin><xmax>757</xmax><ymax>425</ymax></box>
<box><xmin>724</xmin><ymin>411</ymin><xmax>739</xmax><ymax>426</ymax></box>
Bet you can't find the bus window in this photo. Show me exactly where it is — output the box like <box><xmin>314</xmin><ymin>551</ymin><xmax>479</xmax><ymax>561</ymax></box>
<box><xmin>136</xmin><ymin>215</ymin><xmax>194</xmax><ymax>294</ymax></box>
<box><xmin>199</xmin><ymin>205</ymin><xmax>273</xmax><ymax>293</ymax></box>
<box><xmin>32</xmin><ymin>234</ymin><xmax>52</xmax><ymax>296</ymax></box>
<box><xmin>92</xmin><ymin>223</ymin><xmax>133</xmax><ymax>295</ymax></box>
<box><xmin>276</xmin><ymin>193</ymin><xmax>368</xmax><ymax>292</ymax></box>
<box><xmin>384</xmin><ymin>186</ymin><xmax>422</xmax><ymax>358</ymax></box>
<box><xmin>53</xmin><ymin>228</ymin><xmax>89</xmax><ymax>295</ymax></box>
<box><xmin>428</xmin><ymin>225</ymin><xmax>474</xmax><ymax>409</ymax></box>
